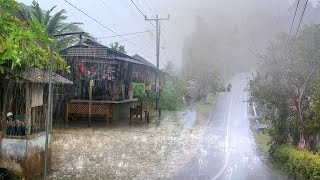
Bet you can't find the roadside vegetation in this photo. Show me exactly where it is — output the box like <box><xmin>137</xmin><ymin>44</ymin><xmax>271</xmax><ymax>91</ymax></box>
<box><xmin>248</xmin><ymin>24</ymin><xmax>320</xmax><ymax>180</ymax></box>
<box><xmin>253</xmin><ymin>133</ymin><xmax>271</xmax><ymax>157</ymax></box>
<box><xmin>195</xmin><ymin>93</ymin><xmax>216</xmax><ymax>114</ymax></box>
<box><xmin>132</xmin><ymin>56</ymin><xmax>222</xmax><ymax>112</ymax></box>
<box><xmin>132</xmin><ymin>81</ymin><xmax>184</xmax><ymax>111</ymax></box>
<box><xmin>272</xmin><ymin>146</ymin><xmax>320</xmax><ymax>180</ymax></box>
<box><xmin>132</xmin><ymin>61</ymin><xmax>186</xmax><ymax>111</ymax></box>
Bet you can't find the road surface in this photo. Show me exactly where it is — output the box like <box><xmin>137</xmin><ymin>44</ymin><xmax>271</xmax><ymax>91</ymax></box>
<box><xmin>173</xmin><ymin>73</ymin><xmax>287</xmax><ymax>180</ymax></box>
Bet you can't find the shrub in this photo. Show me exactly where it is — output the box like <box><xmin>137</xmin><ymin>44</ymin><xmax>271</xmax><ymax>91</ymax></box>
<box><xmin>132</xmin><ymin>83</ymin><xmax>157</xmax><ymax>110</ymax></box>
<box><xmin>272</xmin><ymin>146</ymin><xmax>320</xmax><ymax>180</ymax></box>
<box><xmin>132</xmin><ymin>82</ymin><xmax>184</xmax><ymax>111</ymax></box>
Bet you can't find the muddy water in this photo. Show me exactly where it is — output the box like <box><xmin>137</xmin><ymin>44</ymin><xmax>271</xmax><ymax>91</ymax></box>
<box><xmin>49</xmin><ymin>109</ymin><xmax>209</xmax><ymax>179</ymax></box>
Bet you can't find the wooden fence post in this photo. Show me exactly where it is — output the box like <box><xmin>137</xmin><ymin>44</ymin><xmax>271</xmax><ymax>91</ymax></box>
<box><xmin>25</xmin><ymin>83</ymin><xmax>31</xmax><ymax>135</ymax></box>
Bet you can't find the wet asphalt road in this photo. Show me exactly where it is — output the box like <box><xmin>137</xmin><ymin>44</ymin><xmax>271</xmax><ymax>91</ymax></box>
<box><xmin>172</xmin><ymin>74</ymin><xmax>287</xmax><ymax>180</ymax></box>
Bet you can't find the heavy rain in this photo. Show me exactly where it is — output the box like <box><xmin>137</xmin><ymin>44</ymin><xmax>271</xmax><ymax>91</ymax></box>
<box><xmin>1</xmin><ymin>0</ymin><xmax>320</xmax><ymax>179</ymax></box>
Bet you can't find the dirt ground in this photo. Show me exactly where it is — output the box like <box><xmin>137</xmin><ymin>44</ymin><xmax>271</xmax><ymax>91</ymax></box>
<box><xmin>49</xmin><ymin>107</ymin><xmax>211</xmax><ymax>180</ymax></box>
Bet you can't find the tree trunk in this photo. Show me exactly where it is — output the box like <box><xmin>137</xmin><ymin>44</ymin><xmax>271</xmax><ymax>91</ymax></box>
<box><xmin>296</xmin><ymin>99</ymin><xmax>310</xmax><ymax>148</ymax></box>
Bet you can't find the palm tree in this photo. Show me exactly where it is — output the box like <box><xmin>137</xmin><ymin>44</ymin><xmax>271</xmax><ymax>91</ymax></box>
<box><xmin>21</xmin><ymin>1</ymin><xmax>89</xmax><ymax>51</ymax></box>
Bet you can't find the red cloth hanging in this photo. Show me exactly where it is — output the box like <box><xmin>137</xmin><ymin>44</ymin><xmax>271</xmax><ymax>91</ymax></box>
<box><xmin>78</xmin><ymin>64</ymin><xmax>85</xmax><ymax>75</ymax></box>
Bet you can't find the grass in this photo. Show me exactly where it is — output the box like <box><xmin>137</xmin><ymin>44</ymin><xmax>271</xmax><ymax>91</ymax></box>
<box><xmin>195</xmin><ymin>94</ymin><xmax>217</xmax><ymax>114</ymax></box>
<box><xmin>253</xmin><ymin>133</ymin><xmax>271</xmax><ymax>157</ymax></box>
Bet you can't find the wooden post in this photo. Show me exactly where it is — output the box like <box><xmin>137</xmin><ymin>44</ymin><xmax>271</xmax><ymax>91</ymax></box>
<box><xmin>88</xmin><ymin>80</ymin><xmax>93</xmax><ymax>127</ymax></box>
<box><xmin>65</xmin><ymin>101</ymin><xmax>69</xmax><ymax>127</ymax></box>
<box><xmin>25</xmin><ymin>83</ymin><xmax>32</xmax><ymax>135</ymax></box>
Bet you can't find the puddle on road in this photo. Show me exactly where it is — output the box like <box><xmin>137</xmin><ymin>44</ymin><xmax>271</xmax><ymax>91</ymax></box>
<box><xmin>49</xmin><ymin>109</ymin><xmax>207</xmax><ymax>179</ymax></box>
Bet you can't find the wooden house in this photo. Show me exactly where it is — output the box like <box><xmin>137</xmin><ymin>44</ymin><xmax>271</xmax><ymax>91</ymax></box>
<box><xmin>60</xmin><ymin>39</ymin><xmax>158</xmax><ymax>126</ymax></box>
<box><xmin>1</xmin><ymin>68</ymin><xmax>73</xmax><ymax>138</ymax></box>
<box><xmin>0</xmin><ymin>68</ymin><xmax>73</xmax><ymax>178</ymax></box>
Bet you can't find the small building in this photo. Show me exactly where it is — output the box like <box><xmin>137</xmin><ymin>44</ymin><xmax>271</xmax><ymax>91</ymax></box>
<box><xmin>0</xmin><ymin>68</ymin><xmax>73</xmax><ymax>178</ymax></box>
<box><xmin>60</xmin><ymin>39</ymin><xmax>158</xmax><ymax>126</ymax></box>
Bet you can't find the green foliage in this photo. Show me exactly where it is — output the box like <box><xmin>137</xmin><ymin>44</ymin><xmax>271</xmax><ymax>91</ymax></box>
<box><xmin>21</xmin><ymin>1</ymin><xmax>88</xmax><ymax>51</ymax></box>
<box><xmin>0</xmin><ymin>0</ymin><xmax>69</xmax><ymax>73</ymax></box>
<box><xmin>110</xmin><ymin>42</ymin><xmax>126</xmax><ymax>54</ymax></box>
<box><xmin>132</xmin><ymin>83</ymin><xmax>156</xmax><ymax>109</ymax></box>
<box><xmin>253</xmin><ymin>133</ymin><xmax>271</xmax><ymax>156</ymax></box>
<box><xmin>248</xmin><ymin>24</ymin><xmax>320</xmax><ymax>148</ymax></box>
<box><xmin>132</xmin><ymin>82</ymin><xmax>184</xmax><ymax>111</ymax></box>
<box><xmin>160</xmin><ymin>82</ymin><xmax>184</xmax><ymax>111</ymax></box>
<box><xmin>272</xmin><ymin>146</ymin><xmax>320</xmax><ymax>180</ymax></box>
<box><xmin>132</xmin><ymin>83</ymin><xmax>147</xmax><ymax>101</ymax></box>
<box><xmin>307</xmin><ymin>76</ymin><xmax>320</xmax><ymax>134</ymax></box>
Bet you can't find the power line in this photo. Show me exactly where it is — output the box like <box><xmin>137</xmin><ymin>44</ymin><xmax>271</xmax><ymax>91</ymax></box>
<box><xmin>129</xmin><ymin>1</ymin><xmax>172</xmax><ymax>65</ymax></box>
<box><xmin>130</xmin><ymin>0</ymin><xmax>145</xmax><ymax>16</ymax></box>
<box><xmin>145</xmin><ymin>0</ymin><xmax>156</xmax><ymax>14</ymax></box>
<box><xmin>107</xmin><ymin>33</ymin><xmax>155</xmax><ymax>44</ymax></box>
<box><xmin>160</xmin><ymin>31</ymin><xmax>177</xmax><ymax>62</ymax></box>
<box><xmin>100</xmin><ymin>0</ymin><xmax>112</xmax><ymax>9</ymax></box>
<box><xmin>63</xmin><ymin>0</ymin><xmax>137</xmax><ymax>46</ymax></box>
<box><xmin>288</xmin><ymin>0</ymin><xmax>301</xmax><ymax>37</ymax></box>
<box><xmin>96</xmin><ymin>30</ymin><xmax>155</xmax><ymax>39</ymax></box>
<box><xmin>135</xmin><ymin>38</ymin><xmax>155</xmax><ymax>54</ymax></box>
<box><xmin>129</xmin><ymin>0</ymin><xmax>156</xmax><ymax>27</ymax></box>
<box><xmin>142</xmin><ymin>0</ymin><xmax>153</xmax><ymax>15</ymax></box>
<box><xmin>293</xmin><ymin>0</ymin><xmax>309</xmax><ymax>40</ymax></box>
<box><xmin>120</xmin><ymin>0</ymin><xmax>138</xmax><ymax>17</ymax></box>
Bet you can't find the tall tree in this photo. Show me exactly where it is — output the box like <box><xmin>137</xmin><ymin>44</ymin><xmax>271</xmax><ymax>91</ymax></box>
<box><xmin>0</xmin><ymin>0</ymin><xmax>70</xmax><ymax>128</ymax></box>
<box><xmin>0</xmin><ymin>0</ymin><xmax>69</xmax><ymax>73</ymax></box>
<box><xmin>248</xmin><ymin>25</ymin><xmax>320</xmax><ymax>148</ymax></box>
<box><xmin>20</xmin><ymin>1</ymin><xmax>87</xmax><ymax>51</ymax></box>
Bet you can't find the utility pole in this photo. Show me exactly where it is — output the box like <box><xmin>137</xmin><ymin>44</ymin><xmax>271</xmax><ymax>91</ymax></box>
<box><xmin>44</xmin><ymin>32</ymin><xmax>85</xmax><ymax>180</ymax></box>
<box><xmin>145</xmin><ymin>14</ymin><xmax>169</xmax><ymax>117</ymax></box>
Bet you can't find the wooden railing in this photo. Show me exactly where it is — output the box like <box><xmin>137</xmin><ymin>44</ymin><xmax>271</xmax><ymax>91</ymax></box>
<box><xmin>66</xmin><ymin>101</ymin><xmax>113</xmax><ymax>126</ymax></box>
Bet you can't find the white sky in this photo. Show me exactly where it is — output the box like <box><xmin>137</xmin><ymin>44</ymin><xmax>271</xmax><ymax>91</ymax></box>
<box><xmin>18</xmin><ymin>0</ymin><xmax>189</xmax><ymax>68</ymax></box>
<box><xmin>17</xmin><ymin>0</ymin><xmax>318</xmax><ymax>68</ymax></box>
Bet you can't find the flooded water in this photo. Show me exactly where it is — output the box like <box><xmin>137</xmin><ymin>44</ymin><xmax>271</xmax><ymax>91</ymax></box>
<box><xmin>49</xmin><ymin>109</ymin><xmax>208</xmax><ymax>179</ymax></box>
<box><xmin>47</xmin><ymin>74</ymin><xmax>288</xmax><ymax>180</ymax></box>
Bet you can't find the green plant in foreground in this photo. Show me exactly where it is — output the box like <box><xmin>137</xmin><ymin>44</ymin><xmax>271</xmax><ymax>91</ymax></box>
<box><xmin>132</xmin><ymin>82</ymin><xmax>184</xmax><ymax>111</ymax></box>
<box><xmin>0</xmin><ymin>0</ymin><xmax>70</xmax><ymax>73</ymax></box>
<box><xmin>272</xmin><ymin>146</ymin><xmax>320</xmax><ymax>180</ymax></box>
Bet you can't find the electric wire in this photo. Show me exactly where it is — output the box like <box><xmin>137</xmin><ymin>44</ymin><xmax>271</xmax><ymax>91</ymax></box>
<box><xmin>129</xmin><ymin>0</ymin><xmax>156</xmax><ymax>27</ymax></box>
<box><xmin>96</xmin><ymin>30</ymin><xmax>155</xmax><ymax>39</ymax></box>
<box><xmin>142</xmin><ymin>0</ymin><xmax>153</xmax><ymax>15</ymax></box>
<box><xmin>160</xmin><ymin>31</ymin><xmax>177</xmax><ymax>62</ymax></box>
<box><xmin>292</xmin><ymin>0</ymin><xmax>309</xmax><ymax>42</ymax></box>
<box><xmin>107</xmin><ymin>33</ymin><xmax>155</xmax><ymax>44</ymax></box>
<box><xmin>288</xmin><ymin>0</ymin><xmax>301</xmax><ymax>37</ymax></box>
<box><xmin>63</xmin><ymin>0</ymin><xmax>137</xmax><ymax>46</ymax></box>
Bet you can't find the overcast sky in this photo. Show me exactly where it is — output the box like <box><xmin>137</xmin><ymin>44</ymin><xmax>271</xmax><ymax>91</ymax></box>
<box><xmin>17</xmin><ymin>0</ymin><xmax>318</xmax><ymax>68</ymax></box>
<box><xmin>17</xmin><ymin>0</ymin><xmax>189</xmax><ymax>68</ymax></box>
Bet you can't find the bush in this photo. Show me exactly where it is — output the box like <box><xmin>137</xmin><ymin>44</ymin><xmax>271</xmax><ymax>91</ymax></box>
<box><xmin>160</xmin><ymin>83</ymin><xmax>183</xmax><ymax>111</ymax></box>
<box><xmin>132</xmin><ymin>82</ymin><xmax>184</xmax><ymax>111</ymax></box>
<box><xmin>132</xmin><ymin>83</ymin><xmax>155</xmax><ymax>109</ymax></box>
<box><xmin>272</xmin><ymin>146</ymin><xmax>320</xmax><ymax>180</ymax></box>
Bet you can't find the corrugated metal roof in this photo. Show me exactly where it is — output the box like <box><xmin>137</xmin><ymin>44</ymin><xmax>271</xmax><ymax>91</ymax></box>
<box><xmin>61</xmin><ymin>40</ymin><xmax>145</xmax><ymax>65</ymax></box>
<box><xmin>65</xmin><ymin>47</ymin><xmax>108</xmax><ymax>57</ymax></box>
<box><xmin>115</xmin><ymin>57</ymin><xmax>144</xmax><ymax>65</ymax></box>
<box><xmin>17</xmin><ymin>69</ymin><xmax>73</xmax><ymax>84</ymax></box>
<box><xmin>132</xmin><ymin>54</ymin><xmax>156</xmax><ymax>68</ymax></box>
